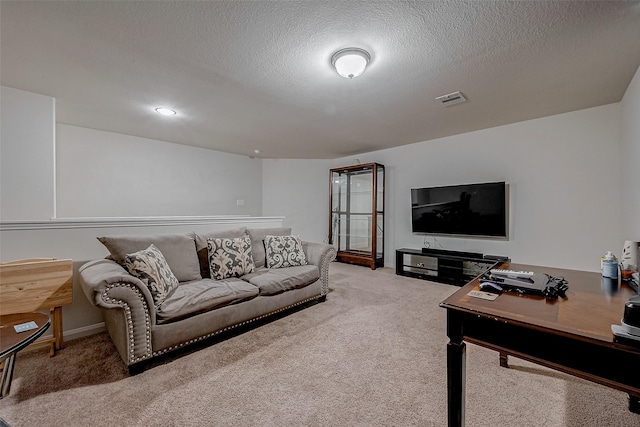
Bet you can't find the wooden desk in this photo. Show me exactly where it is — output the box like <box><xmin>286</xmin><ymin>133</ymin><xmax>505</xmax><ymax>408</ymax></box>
<box><xmin>440</xmin><ymin>263</ymin><xmax>640</xmax><ymax>427</ymax></box>
<box><xmin>0</xmin><ymin>312</ymin><xmax>50</xmax><ymax>398</ymax></box>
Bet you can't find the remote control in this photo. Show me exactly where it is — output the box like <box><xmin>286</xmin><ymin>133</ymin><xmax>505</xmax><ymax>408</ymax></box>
<box><xmin>490</xmin><ymin>269</ymin><xmax>534</xmax><ymax>279</ymax></box>
<box><xmin>14</xmin><ymin>321</ymin><xmax>38</xmax><ymax>333</ymax></box>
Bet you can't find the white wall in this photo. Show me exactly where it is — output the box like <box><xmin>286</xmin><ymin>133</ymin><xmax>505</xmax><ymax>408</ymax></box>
<box><xmin>262</xmin><ymin>159</ymin><xmax>332</xmax><ymax>243</ymax></box>
<box><xmin>332</xmin><ymin>104</ymin><xmax>622</xmax><ymax>272</ymax></box>
<box><xmin>262</xmin><ymin>105</ymin><xmax>623</xmax><ymax>272</ymax></box>
<box><xmin>620</xmin><ymin>64</ymin><xmax>640</xmax><ymax>240</ymax></box>
<box><xmin>0</xmin><ymin>86</ymin><xmax>56</xmax><ymax>220</ymax></box>
<box><xmin>56</xmin><ymin>124</ymin><xmax>263</xmax><ymax>217</ymax></box>
<box><xmin>0</xmin><ymin>87</ymin><xmax>275</xmax><ymax>338</ymax></box>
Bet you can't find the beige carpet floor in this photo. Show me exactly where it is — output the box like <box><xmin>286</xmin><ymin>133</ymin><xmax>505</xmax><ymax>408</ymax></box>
<box><xmin>1</xmin><ymin>262</ymin><xmax>638</xmax><ymax>426</ymax></box>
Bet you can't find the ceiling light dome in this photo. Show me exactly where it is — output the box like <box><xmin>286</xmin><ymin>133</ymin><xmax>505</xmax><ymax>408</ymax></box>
<box><xmin>331</xmin><ymin>48</ymin><xmax>371</xmax><ymax>79</ymax></box>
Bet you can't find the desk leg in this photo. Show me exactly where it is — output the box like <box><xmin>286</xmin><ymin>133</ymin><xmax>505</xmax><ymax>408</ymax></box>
<box><xmin>499</xmin><ymin>351</ymin><xmax>509</xmax><ymax>368</ymax></box>
<box><xmin>447</xmin><ymin>310</ymin><xmax>466</xmax><ymax>427</ymax></box>
<box><xmin>629</xmin><ymin>395</ymin><xmax>640</xmax><ymax>414</ymax></box>
<box><xmin>51</xmin><ymin>306</ymin><xmax>64</xmax><ymax>354</ymax></box>
<box><xmin>0</xmin><ymin>354</ymin><xmax>16</xmax><ymax>399</ymax></box>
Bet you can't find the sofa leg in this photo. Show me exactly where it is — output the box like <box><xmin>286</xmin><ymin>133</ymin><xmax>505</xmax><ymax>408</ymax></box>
<box><xmin>128</xmin><ymin>363</ymin><xmax>146</xmax><ymax>376</ymax></box>
<box><xmin>318</xmin><ymin>295</ymin><xmax>327</xmax><ymax>303</ymax></box>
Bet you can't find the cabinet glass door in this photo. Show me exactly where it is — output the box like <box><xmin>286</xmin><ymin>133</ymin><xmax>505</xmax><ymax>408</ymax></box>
<box><xmin>331</xmin><ymin>169</ymin><xmax>372</xmax><ymax>254</ymax></box>
<box><xmin>376</xmin><ymin>165</ymin><xmax>384</xmax><ymax>259</ymax></box>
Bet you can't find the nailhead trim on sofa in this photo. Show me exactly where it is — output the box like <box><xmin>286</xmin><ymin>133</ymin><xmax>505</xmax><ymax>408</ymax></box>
<box><xmin>148</xmin><ymin>294</ymin><xmax>322</xmax><ymax>360</ymax></box>
<box><xmin>102</xmin><ymin>282</ymin><xmax>153</xmax><ymax>364</ymax></box>
<box><xmin>320</xmin><ymin>247</ymin><xmax>337</xmax><ymax>295</ymax></box>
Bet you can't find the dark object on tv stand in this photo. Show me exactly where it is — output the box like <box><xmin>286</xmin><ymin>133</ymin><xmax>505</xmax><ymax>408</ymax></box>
<box><xmin>421</xmin><ymin>247</ymin><xmax>483</xmax><ymax>259</ymax></box>
<box><xmin>483</xmin><ymin>254</ymin><xmax>510</xmax><ymax>262</ymax></box>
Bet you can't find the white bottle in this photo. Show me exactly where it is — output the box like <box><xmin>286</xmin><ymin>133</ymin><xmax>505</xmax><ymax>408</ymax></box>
<box><xmin>601</xmin><ymin>251</ymin><xmax>618</xmax><ymax>279</ymax></box>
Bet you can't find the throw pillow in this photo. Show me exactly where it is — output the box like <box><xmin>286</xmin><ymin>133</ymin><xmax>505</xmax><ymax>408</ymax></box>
<box><xmin>192</xmin><ymin>227</ymin><xmax>248</xmax><ymax>279</ymax></box>
<box><xmin>247</xmin><ymin>227</ymin><xmax>292</xmax><ymax>268</ymax></box>
<box><xmin>264</xmin><ymin>235</ymin><xmax>308</xmax><ymax>269</ymax></box>
<box><xmin>207</xmin><ymin>236</ymin><xmax>255</xmax><ymax>280</ymax></box>
<box><xmin>124</xmin><ymin>244</ymin><xmax>179</xmax><ymax>307</ymax></box>
<box><xmin>97</xmin><ymin>233</ymin><xmax>201</xmax><ymax>282</ymax></box>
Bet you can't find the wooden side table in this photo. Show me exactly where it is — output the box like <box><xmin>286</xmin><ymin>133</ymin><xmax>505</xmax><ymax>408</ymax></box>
<box><xmin>0</xmin><ymin>258</ymin><xmax>73</xmax><ymax>356</ymax></box>
<box><xmin>0</xmin><ymin>312</ymin><xmax>50</xmax><ymax>398</ymax></box>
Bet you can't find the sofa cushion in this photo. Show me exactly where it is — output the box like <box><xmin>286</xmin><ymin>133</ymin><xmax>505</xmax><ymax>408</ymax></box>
<box><xmin>124</xmin><ymin>244</ymin><xmax>179</xmax><ymax>307</ymax></box>
<box><xmin>157</xmin><ymin>277</ymin><xmax>259</xmax><ymax>323</ymax></box>
<box><xmin>242</xmin><ymin>265</ymin><xmax>319</xmax><ymax>295</ymax></box>
<box><xmin>264</xmin><ymin>234</ymin><xmax>308</xmax><ymax>269</ymax></box>
<box><xmin>98</xmin><ymin>233</ymin><xmax>201</xmax><ymax>282</ymax></box>
<box><xmin>247</xmin><ymin>227</ymin><xmax>291</xmax><ymax>269</ymax></box>
<box><xmin>207</xmin><ymin>236</ymin><xmax>255</xmax><ymax>280</ymax></box>
<box><xmin>193</xmin><ymin>227</ymin><xmax>248</xmax><ymax>279</ymax></box>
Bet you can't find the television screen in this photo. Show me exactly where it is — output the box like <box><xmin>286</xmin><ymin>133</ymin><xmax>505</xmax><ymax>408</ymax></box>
<box><xmin>411</xmin><ymin>181</ymin><xmax>506</xmax><ymax>237</ymax></box>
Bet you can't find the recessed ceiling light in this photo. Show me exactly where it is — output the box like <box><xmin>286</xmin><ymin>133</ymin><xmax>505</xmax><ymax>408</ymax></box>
<box><xmin>155</xmin><ymin>107</ymin><xmax>177</xmax><ymax>116</ymax></box>
<box><xmin>254</xmin><ymin>149</ymin><xmax>260</xmax><ymax>155</ymax></box>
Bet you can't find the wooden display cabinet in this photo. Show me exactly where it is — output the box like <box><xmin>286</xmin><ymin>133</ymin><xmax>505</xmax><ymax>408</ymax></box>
<box><xmin>329</xmin><ymin>163</ymin><xmax>384</xmax><ymax>269</ymax></box>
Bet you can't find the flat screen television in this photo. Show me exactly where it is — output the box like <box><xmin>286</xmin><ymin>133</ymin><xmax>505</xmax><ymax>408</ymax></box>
<box><xmin>411</xmin><ymin>181</ymin><xmax>507</xmax><ymax>238</ymax></box>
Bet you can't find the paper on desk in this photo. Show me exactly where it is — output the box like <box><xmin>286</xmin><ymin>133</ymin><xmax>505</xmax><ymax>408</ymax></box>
<box><xmin>467</xmin><ymin>290</ymin><xmax>499</xmax><ymax>301</ymax></box>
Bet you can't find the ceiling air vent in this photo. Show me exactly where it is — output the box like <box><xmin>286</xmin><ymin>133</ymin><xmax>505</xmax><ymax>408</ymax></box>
<box><xmin>435</xmin><ymin>91</ymin><xmax>467</xmax><ymax>107</ymax></box>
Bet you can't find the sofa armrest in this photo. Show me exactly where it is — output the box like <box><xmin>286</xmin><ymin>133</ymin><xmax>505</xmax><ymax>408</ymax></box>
<box><xmin>79</xmin><ymin>259</ymin><xmax>155</xmax><ymax>315</ymax></box>
<box><xmin>79</xmin><ymin>259</ymin><xmax>155</xmax><ymax>364</ymax></box>
<box><xmin>302</xmin><ymin>242</ymin><xmax>337</xmax><ymax>295</ymax></box>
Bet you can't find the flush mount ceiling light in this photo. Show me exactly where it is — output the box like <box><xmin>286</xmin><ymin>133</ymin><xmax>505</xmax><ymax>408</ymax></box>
<box><xmin>331</xmin><ymin>47</ymin><xmax>371</xmax><ymax>79</ymax></box>
<box><xmin>155</xmin><ymin>107</ymin><xmax>177</xmax><ymax>116</ymax></box>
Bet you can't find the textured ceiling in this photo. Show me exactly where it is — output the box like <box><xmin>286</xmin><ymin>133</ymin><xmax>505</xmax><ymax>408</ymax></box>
<box><xmin>2</xmin><ymin>1</ymin><xmax>640</xmax><ymax>159</ymax></box>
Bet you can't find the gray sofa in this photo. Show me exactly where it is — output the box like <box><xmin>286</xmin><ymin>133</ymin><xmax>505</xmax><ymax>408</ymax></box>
<box><xmin>79</xmin><ymin>227</ymin><xmax>336</xmax><ymax>371</ymax></box>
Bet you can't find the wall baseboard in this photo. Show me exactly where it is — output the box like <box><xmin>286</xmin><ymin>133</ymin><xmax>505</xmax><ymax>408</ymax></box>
<box><xmin>64</xmin><ymin>322</ymin><xmax>106</xmax><ymax>341</ymax></box>
<box><xmin>34</xmin><ymin>322</ymin><xmax>106</xmax><ymax>347</ymax></box>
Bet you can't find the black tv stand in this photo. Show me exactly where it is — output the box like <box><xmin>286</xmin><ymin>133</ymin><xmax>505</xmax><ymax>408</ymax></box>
<box><xmin>420</xmin><ymin>247</ymin><xmax>483</xmax><ymax>259</ymax></box>
<box><xmin>396</xmin><ymin>248</ymin><xmax>507</xmax><ymax>286</ymax></box>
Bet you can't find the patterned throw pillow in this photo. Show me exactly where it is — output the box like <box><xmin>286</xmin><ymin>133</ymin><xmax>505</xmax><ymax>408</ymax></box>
<box><xmin>207</xmin><ymin>236</ymin><xmax>255</xmax><ymax>280</ymax></box>
<box><xmin>124</xmin><ymin>244</ymin><xmax>179</xmax><ymax>307</ymax></box>
<box><xmin>264</xmin><ymin>235</ymin><xmax>308</xmax><ymax>269</ymax></box>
